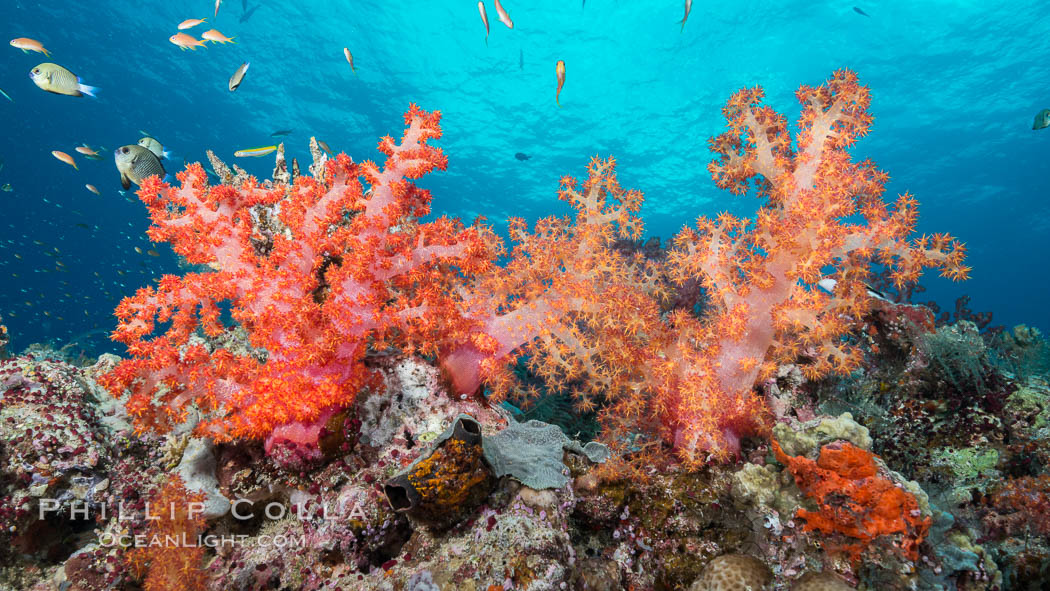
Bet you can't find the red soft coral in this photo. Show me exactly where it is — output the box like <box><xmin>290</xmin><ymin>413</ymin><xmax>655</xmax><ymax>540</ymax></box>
<box><xmin>100</xmin><ymin>105</ymin><xmax>497</xmax><ymax>441</ymax></box>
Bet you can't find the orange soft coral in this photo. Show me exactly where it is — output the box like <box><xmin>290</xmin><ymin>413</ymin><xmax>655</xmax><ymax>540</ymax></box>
<box><xmin>441</xmin><ymin>71</ymin><xmax>969</xmax><ymax>469</ymax></box>
<box><xmin>99</xmin><ymin>105</ymin><xmax>498</xmax><ymax>441</ymax></box>
<box><xmin>126</xmin><ymin>477</ymin><xmax>209</xmax><ymax>591</ymax></box>
<box><xmin>773</xmin><ymin>439</ymin><xmax>931</xmax><ymax>563</ymax></box>
<box><xmin>440</xmin><ymin>155</ymin><xmax>660</xmax><ymax>404</ymax></box>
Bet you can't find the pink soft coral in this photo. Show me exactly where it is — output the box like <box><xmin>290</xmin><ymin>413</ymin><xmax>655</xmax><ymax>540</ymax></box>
<box><xmin>654</xmin><ymin>69</ymin><xmax>969</xmax><ymax>463</ymax></box>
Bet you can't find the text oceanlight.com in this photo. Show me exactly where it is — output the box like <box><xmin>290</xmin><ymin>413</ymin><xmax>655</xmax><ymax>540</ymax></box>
<box><xmin>97</xmin><ymin>533</ymin><xmax>308</xmax><ymax>549</ymax></box>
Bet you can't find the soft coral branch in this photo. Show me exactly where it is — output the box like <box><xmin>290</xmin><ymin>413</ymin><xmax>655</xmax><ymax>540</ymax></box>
<box><xmin>651</xmin><ymin>69</ymin><xmax>970</xmax><ymax>463</ymax></box>
<box><xmin>440</xmin><ymin>156</ymin><xmax>654</xmax><ymax>399</ymax></box>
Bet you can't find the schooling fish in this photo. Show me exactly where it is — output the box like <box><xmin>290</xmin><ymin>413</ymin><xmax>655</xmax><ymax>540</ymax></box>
<box><xmin>679</xmin><ymin>0</ymin><xmax>693</xmax><ymax>32</ymax></box>
<box><xmin>270</xmin><ymin>129</ymin><xmax>294</xmax><ymax>136</ymax></box>
<box><xmin>10</xmin><ymin>37</ymin><xmax>50</xmax><ymax>57</ymax></box>
<box><xmin>178</xmin><ymin>18</ymin><xmax>207</xmax><ymax>30</ymax></box>
<box><xmin>514</xmin><ymin>152</ymin><xmax>530</xmax><ymax>161</ymax></box>
<box><xmin>78</xmin><ymin>144</ymin><xmax>106</xmax><ymax>160</ymax></box>
<box><xmin>170</xmin><ymin>33</ymin><xmax>207</xmax><ymax>50</ymax></box>
<box><xmin>234</xmin><ymin>145</ymin><xmax>277</xmax><ymax>157</ymax></box>
<box><xmin>0</xmin><ymin>87</ymin><xmax>11</xmax><ymax>102</ymax></box>
<box><xmin>202</xmin><ymin>29</ymin><xmax>235</xmax><ymax>43</ymax></box>
<box><xmin>215</xmin><ymin>0</ymin><xmax>222</xmax><ymax>17</ymax></box>
<box><xmin>29</xmin><ymin>63</ymin><xmax>98</xmax><ymax>97</ymax></box>
<box><xmin>229</xmin><ymin>61</ymin><xmax>249</xmax><ymax>91</ymax></box>
<box><xmin>494</xmin><ymin>0</ymin><xmax>514</xmax><ymax>29</ymax></box>
<box><xmin>478</xmin><ymin>2</ymin><xmax>489</xmax><ymax>45</ymax></box>
<box><xmin>317</xmin><ymin>141</ymin><xmax>334</xmax><ymax>156</ymax></box>
<box><xmin>344</xmin><ymin>47</ymin><xmax>356</xmax><ymax>75</ymax></box>
<box><xmin>138</xmin><ymin>137</ymin><xmax>172</xmax><ymax>160</ymax></box>
<box><xmin>114</xmin><ymin>144</ymin><xmax>166</xmax><ymax>189</ymax></box>
<box><xmin>555</xmin><ymin>60</ymin><xmax>565</xmax><ymax>106</ymax></box>
<box><xmin>85</xmin><ymin>184</ymin><xmax>101</xmax><ymax>195</ymax></box>
<box><xmin>52</xmin><ymin>150</ymin><xmax>77</xmax><ymax>170</ymax></box>
<box><xmin>853</xmin><ymin>6</ymin><xmax>870</xmax><ymax>17</ymax></box>
<box><xmin>1033</xmin><ymin>109</ymin><xmax>1050</xmax><ymax>130</ymax></box>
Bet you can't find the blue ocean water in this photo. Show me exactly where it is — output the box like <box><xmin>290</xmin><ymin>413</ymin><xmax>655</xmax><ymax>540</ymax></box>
<box><xmin>0</xmin><ymin>0</ymin><xmax>1047</xmax><ymax>355</ymax></box>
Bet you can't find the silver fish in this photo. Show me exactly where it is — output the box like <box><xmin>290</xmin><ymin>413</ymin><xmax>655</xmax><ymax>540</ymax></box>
<box><xmin>229</xmin><ymin>61</ymin><xmax>250</xmax><ymax>91</ymax></box>
<box><xmin>114</xmin><ymin>145</ymin><xmax>165</xmax><ymax>189</ymax></box>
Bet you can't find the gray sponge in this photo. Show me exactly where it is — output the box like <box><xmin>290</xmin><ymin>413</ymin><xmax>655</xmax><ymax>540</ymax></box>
<box><xmin>482</xmin><ymin>418</ymin><xmax>610</xmax><ymax>489</ymax></box>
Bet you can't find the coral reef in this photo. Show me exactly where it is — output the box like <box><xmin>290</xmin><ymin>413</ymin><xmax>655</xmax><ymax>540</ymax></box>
<box><xmin>3</xmin><ymin>316</ymin><xmax>1049</xmax><ymax>590</ymax></box>
<box><xmin>0</xmin><ymin>315</ymin><xmax>9</xmax><ymax>359</ymax></box>
<box><xmin>5</xmin><ymin>71</ymin><xmax>1048</xmax><ymax>591</ymax></box>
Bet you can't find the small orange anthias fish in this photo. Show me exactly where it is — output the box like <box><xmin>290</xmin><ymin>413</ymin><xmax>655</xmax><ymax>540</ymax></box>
<box><xmin>10</xmin><ymin>37</ymin><xmax>50</xmax><ymax>56</ymax></box>
<box><xmin>494</xmin><ymin>0</ymin><xmax>513</xmax><ymax>29</ymax></box>
<box><xmin>178</xmin><ymin>18</ymin><xmax>207</xmax><ymax>30</ymax></box>
<box><xmin>201</xmin><ymin>29</ymin><xmax>235</xmax><ymax>44</ymax></box>
<box><xmin>555</xmin><ymin>60</ymin><xmax>566</xmax><ymax>106</ymax></box>
<box><xmin>75</xmin><ymin>146</ymin><xmax>98</xmax><ymax>157</ymax></box>
<box><xmin>343</xmin><ymin>47</ymin><xmax>356</xmax><ymax>74</ymax></box>
<box><xmin>51</xmin><ymin>150</ymin><xmax>77</xmax><ymax>170</ymax></box>
<box><xmin>169</xmin><ymin>33</ymin><xmax>207</xmax><ymax>50</ymax></box>
<box><xmin>477</xmin><ymin>1</ymin><xmax>489</xmax><ymax>45</ymax></box>
<box><xmin>215</xmin><ymin>0</ymin><xmax>222</xmax><ymax>17</ymax></box>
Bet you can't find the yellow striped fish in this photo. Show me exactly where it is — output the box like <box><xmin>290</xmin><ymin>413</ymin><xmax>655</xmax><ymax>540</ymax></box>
<box><xmin>234</xmin><ymin>145</ymin><xmax>277</xmax><ymax>157</ymax></box>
